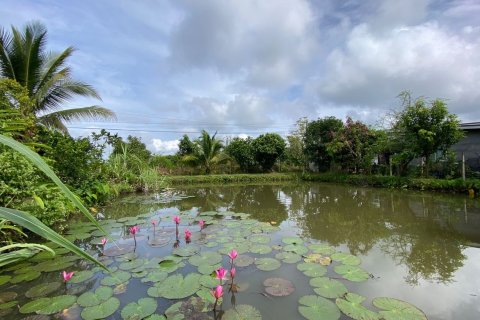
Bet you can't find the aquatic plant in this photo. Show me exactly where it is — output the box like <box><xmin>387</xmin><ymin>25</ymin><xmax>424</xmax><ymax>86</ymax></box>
<box><xmin>211</xmin><ymin>285</ymin><xmax>223</xmax><ymax>311</ymax></box>
<box><xmin>215</xmin><ymin>267</ymin><xmax>228</xmax><ymax>285</ymax></box>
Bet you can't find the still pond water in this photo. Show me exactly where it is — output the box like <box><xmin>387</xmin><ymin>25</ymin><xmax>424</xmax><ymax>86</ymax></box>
<box><xmin>1</xmin><ymin>182</ymin><xmax>480</xmax><ymax>319</ymax></box>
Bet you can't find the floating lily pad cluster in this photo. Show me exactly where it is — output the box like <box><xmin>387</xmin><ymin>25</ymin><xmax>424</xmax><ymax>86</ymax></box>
<box><xmin>0</xmin><ymin>208</ymin><xmax>427</xmax><ymax>320</ymax></box>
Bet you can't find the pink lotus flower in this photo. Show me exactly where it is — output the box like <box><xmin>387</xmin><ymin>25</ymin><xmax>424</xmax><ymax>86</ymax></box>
<box><xmin>199</xmin><ymin>220</ymin><xmax>205</xmax><ymax>228</ymax></box>
<box><xmin>151</xmin><ymin>219</ymin><xmax>157</xmax><ymax>226</ymax></box>
<box><xmin>185</xmin><ymin>228</ymin><xmax>192</xmax><ymax>239</ymax></box>
<box><xmin>230</xmin><ymin>267</ymin><xmax>236</xmax><ymax>279</ymax></box>
<box><xmin>129</xmin><ymin>225</ymin><xmax>139</xmax><ymax>235</ymax></box>
<box><xmin>215</xmin><ymin>267</ymin><xmax>228</xmax><ymax>283</ymax></box>
<box><xmin>228</xmin><ymin>250</ymin><xmax>238</xmax><ymax>261</ymax></box>
<box><xmin>101</xmin><ymin>238</ymin><xmax>107</xmax><ymax>246</ymax></box>
<box><xmin>211</xmin><ymin>285</ymin><xmax>223</xmax><ymax>300</ymax></box>
<box><xmin>173</xmin><ymin>216</ymin><xmax>180</xmax><ymax>225</ymax></box>
<box><xmin>62</xmin><ymin>271</ymin><xmax>74</xmax><ymax>282</ymax></box>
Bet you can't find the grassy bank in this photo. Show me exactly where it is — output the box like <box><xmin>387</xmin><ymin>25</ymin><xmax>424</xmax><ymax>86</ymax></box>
<box><xmin>164</xmin><ymin>173</ymin><xmax>299</xmax><ymax>185</ymax></box>
<box><xmin>301</xmin><ymin>172</ymin><xmax>480</xmax><ymax>195</ymax></box>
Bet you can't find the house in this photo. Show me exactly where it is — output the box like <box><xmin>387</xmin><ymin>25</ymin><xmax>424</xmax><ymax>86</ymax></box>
<box><xmin>450</xmin><ymin>122</ymin><xmax>480</xmax><ymax>172</ymax></box>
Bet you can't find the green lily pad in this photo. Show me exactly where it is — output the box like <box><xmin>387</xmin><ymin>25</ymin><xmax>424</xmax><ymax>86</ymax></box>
<box><xmin>275</xmin><ymin>252</ymin><xmax>301</xmax><ymax>263</ymax></box>
<box><xmin>77</xmin><ymin>286</ymin><xmax>113</xmax><ymax>307</ymax></box>
<box><xmin>147</xmin><ymin>273</ymin><xmax>201</xmax><ymax>299</ymax></box>
<box><xmin>283</xmin><ymin>244</ymin><xmax>308</xmax><ymax>255</ymax></box>
<box><xmin>103</xmin><ymin>244</ymin><xmax>135</xmax><ymax>256</ymax></box>
<box><xmin>263</xmin><ymin>278</ymin><xmax>295</xmax><ymax>296</ymax></box>
<box><xmin>119</xmin><ymin>259</ymin><xmax>145</xmax><ymax>271</ymax></box>
<box><xmin>0</xmin><ymin>292</ymin><xmax>17</xmax><ymax>303</ymax></box>
<box><xmin>218</xmin><ymin>243</ymin><xmax>250</xmax><ymax>255</ymax></box>
<box><xmin>331</xmin><ymin>252</ymin><xmax>361</xmax><ymax>266</ymax></box>
<box><xmin>372</xmin><ymin>297</ymin><xmax>427</xmax><ymax>320</ymax></box>
<box><xmin>148</xmin><ymin>236</ymin><xmax>171</xmax><ymax>247</ymax></box>
<box><xmin>255</xmin><ymin>258</ymin><xmax>281</xmax><ymax>271</ymax></box>
<box><xmin>198</xmin><ymin>263</ymin><xmax>221</xmax><ymax>275</ymax></box>
<box><xmin>173</xmin><ymin>246</ymin><xmax>200</xmax><ymax>257</ymax></box>
<box><xmin>141</xmin><ymin>270</ymin><xmax>168</xmax><ymax>283</ymax></box>
<box><xmin>165</xmin><ymin>297</ymin><xmax>213</xmax><ymax>319</ymax></box>
<box><xmin>19</xmin><ymin>298</ymin><xmax>51</xmax><ymax>314</ymax></box>
<box><xmin>235</xmin><ymin>255</ymin><xmax>254</xmax><ymax>267</ymax></box>
<box><xmin>334</xmin><ymin>265</ymin><xmax>369</xmax><ymax>282</ymax></box>
<box><xmin>145</xmin><ymin>314</ymin><xmax>166</xmax><ymax>320</ymax></box>
<box><xmin>0</xmin><ymin>275</ymin><xmax>11</xmax><ymax>286</ymax></box>
<box><xmin>250</xmin><ymin>245</ymin><xmax>272</xmax><ymax>254</ymax></box>
<box><xmin>81</xmin><ymin>297</ymin><xmax>120</xmax><ymax>320</ymax></box>
<box><xmin>282</xmin><ymin>237</ymin><xmax>303</xmax><ymax>245</ymax></box>
<box><xmin>158</xmin><ymin>259</ymin><xmax>185</xmax><ymax>273</ymax></box>
<box><xmin>36</xmin><ymin>295</ymin><xmax>77</xmax><ymax>315</ymax></box>
<box><xmin>298</xmin><ymin>295</ymin><xmax>340</xmax><ymax>320</ymax></box>
<box><xmin>0</xmin><ymin>300</ymin><xmax>17</xmax><ymax>309</ymax></box>
<box><xmin>308</xmin><ymin>244</ymin><xmax>335</xmax><ymax>255</ymax></box>
<box><xmin>199</xmin><ymin>274</ymin><xmax>219</xmax><ymax>288</ymax></box>
<box><xmin>297</xmin><ymin>263</ymin><xmax>327</xmax><ymax>277</ymax></box>
<box><xmin>70</xmin><ymin>270</ymin><xmax>95</xmax><ymax>284</ymax></box>
<box><xmin>10</xmin><ymin>270</ymin><xmax>41</xmax><ymax>283</ymax></box>
<box><xmin>121</xmin><ymin>297</ymin><xmax>157</xmax><ymax>320</ymax></box>
<box><xmin>101</xmin><ymin>270</ymin><xmax>131</xmax><ymax>286</ymax></box>
<box><xmin>25</xmin><ymin>282</ymin><xmax>62</xmax><ymax>298</ymax></box>
<box><xmin>223</xmin><ymin>304</ymin><xmax>261</xmax><ymax>320</ymax></box>
<box><xmin>250</xmin><ymin>235</ymin><xmax>271</xmax><ymax>244</ymax></box>
<box><xmin>188</xmin><ymin>252</ymin><xmax>222</xmax><ymax>266</ymax></box>
<box><xmin>310</xmin><ymin>277</ymin><xmax>348</xmax><ymax>298</ymax></box>
<box><xmin>336</xmin><ymin>293</ymin><xmax>380</xmax><ymax>320</ymax></box>
<box><xmin>303</xmin><ymin>253</ymin><xmax>332</xmax><ymax>265</ymax></box>
<box><xmin>197</xmin><ymin>288</ymin><xmax>221</xmax><ymax>306</ymax></box>
<box><xmin>33</xmin><ymin>259</ymin><xmax>75</xmax><ymax>272</ymax></box>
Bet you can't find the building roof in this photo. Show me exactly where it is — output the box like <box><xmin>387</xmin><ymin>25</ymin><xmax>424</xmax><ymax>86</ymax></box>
<box><xmin>460</xmin><ymin>122</ymin><xmax>480</xmax><ymax>130</ymax></box>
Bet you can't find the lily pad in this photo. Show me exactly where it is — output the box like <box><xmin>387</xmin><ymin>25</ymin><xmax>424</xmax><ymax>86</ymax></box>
<box><xmin>334</xmin><ymin>265</ymin><xmax>369</xmax><ymax>282</ymax></box>
<box><xmin>250</xmin><ymin>245</ymin><xmax>272</xmax><ymax>254</ymax></box>
<box><xmin>218</xmin><ymin>243</ymin><xmax>250</xmax><ymax>255</ymax></box>
<box><xmin>298</xmin><ymin>295</ymin><xmax>340</xmax><ymax>320</ymax></box>
<box><xmin>282</xmin><ymin>237</ymin><xmax>303</xmax><ymax>245</ymax></box>
<box><xmin>283</xmin><ymin>244</ymin><xmax>308</xmax><ymax>255</ymax></box>
<box><xmin>372</xmin><ymin>297</ymin><xmax>427</xmax><ymax>320</ymax></box>
<box><xmin>275</xmin><ymin>252</ymin><xmax>301</xmax><ymax>263</ymax></box>
<box><xmin>0</xmin><ymin>275</ymin><xmax>11</xmax><ymax>286</ymax></box>
<box><xmin>223</xmin><ymin>304</ymin><xmax>262</xmax><ymax>320</ymax></box>
<box><xmin>263</xmin><ymin>278</ymin><xmax>295</xmax><ymax>296</ymax></box>
<box><xmin>336</xmin><ymin>293</ymin><xmax>380</xmax><ymax>320</ymax></box>
<box><xmin>36</xmin><ymin>295</ymin><xmax>77</xmax><ymax>315</ymax></box>
<box><xmin>81</xmin><ymin>297</ymin><xmax>120</xmax><ymax>320</ymax></box>
<box><xmin>148</xmin><ymin>236</ymin><xmax>171</xmax><ymax>247</ymax></box>
<box><xmin>310</xmin><ymin>277</ymin><xmax>348</xmax><ymax>298</ymax></box>
<box><xmin>255</xmin><ymin>258</ymin><xmax>281</xmax><ymax>271</ymax></box>
<box><xmin>70</xmin><ymin>270</ymin><xmax>95</xmax><ymax>284</ymax></box>
<box><xmin>297</xmin><ymin>263</ymin><xmax>327</xmax><ymax>277</ymax></box>
<box><xmin>119</xmin><ymin>259</ymin><xmax>145</xmax><ymax>271</ymax></box>
<box><xmin>103</xmin><ymin>244</ymin><xmax>135</xmax><ymax>257</ymax></box>
<box><xmin>0</xmin><ymin>300</ymin><xmax>17</xmax><ymax>309</ymax></box>
<box><xmin>33</xmin><ymin>259</ymin><xmax>75</xmax><ymax>272</ymax></box>
<box><xmin>147</xmin><ymin>273</ymin><xmax>201</xmax><ymax>299</ymax></box>
<box><xmin>77</xmin><ymin>286</ymin><xmax>113</xmax><ymax>307</ymax></box>
<box><xmin>198</xmin><ymin>263</ymin><xmax>221</xmax><ymax>275</ymax></box>
<box><xmin>158</xmin><ymin>258</ymin><xmax>185</xmax><ymax>273</ymax></box>
<box><xmin>188</xmin><ymin>252</ymin><xmax>222</xmax><ymax>267</ymax></box>
<box><xmin>304</xmin><ymin>254</ymin><xmax>332</xmax><ymax>266</ymax></box>
<box><xmin>10</xmin><ymin>270</ymin><xmax>41</xmax><ymax>283</ymax></box>
<box><xmin>19</xmin><ymin>298</ymin><xmax>51</xmax><ymax>314</ymax></box>
<box><xmin>199</xmin><ymin>274</ymin><xmax>218</xmax><ymax>288</ymax></box>
<box><xmin>121</xmin><ymin>297</ymin><xmax>158</xmax><ymax>320</ymax></box>
<box><xmin>331</xmin><ymin>252</ymin><xmax>361</xmax><ymax>266</ymax></box>
<box><xmin>308</xmin><ymin>244</ymin><xmax>335</xmax><ymax>255</ymax></box>
<box><xmin>173</xmin><ymin>246</ymin><xmax>200</xmax><ymax>257</ymax></box>
<box><xmin>0</xmin><ymin>292</ymin><xmax>17</xmax><ymax>303</ymax></box>
<box><xmin>25</xmin><ymin>282</ymin><xmax>62</xmax><ymax>298</ymax></box>
<box><xmin>235</xmin><ymin>255</ymin><xmax>254</xmax><ymax>267</ymax></box>
<box><xmin>250</xmin><ymin>235</ymin><xmax>271</xmax><ymax>244</ymax></box>
<box><xmin>165</xmin><ymin>297</ymin><xmax>213</xmax><ymax>320</ymax></box>
<box><xmin>101</xmin><ymin>270</ymin><xmax>131</xmax><ymax>286</ymax></box>
<box><xmin>141</xmin><ymin>270</ymin><xmax>168</xmax><ymax>283</ymax></box>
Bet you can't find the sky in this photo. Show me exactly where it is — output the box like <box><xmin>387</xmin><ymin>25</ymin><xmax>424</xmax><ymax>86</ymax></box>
<box><xmin>1</xmin><ymin>0</ymin><xmax>479</xmax><ymax>154</ymax></box>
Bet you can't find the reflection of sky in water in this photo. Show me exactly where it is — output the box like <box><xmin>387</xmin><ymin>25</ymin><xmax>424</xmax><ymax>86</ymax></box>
<box><xmin>104</xmin><ymin>182</ymin><xmax>480</xmax><ymax>319</ymax></box>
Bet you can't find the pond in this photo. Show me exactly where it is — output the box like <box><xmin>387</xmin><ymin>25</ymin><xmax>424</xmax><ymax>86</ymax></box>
<box><xmin>1</xmin><ymin>182</ymin><xmax>480</xmax><ymax>319</ymax></box>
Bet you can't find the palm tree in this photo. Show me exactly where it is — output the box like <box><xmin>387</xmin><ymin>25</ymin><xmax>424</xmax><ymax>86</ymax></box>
<box><xmin>182</xmin><ymin>130</ymin><xmax>228</xmax><ymax>174</ymax></box>
<box><xmin>0</xmin><ymin>22</ymin><xmax>115</xmax><ymax>133</ymax></box>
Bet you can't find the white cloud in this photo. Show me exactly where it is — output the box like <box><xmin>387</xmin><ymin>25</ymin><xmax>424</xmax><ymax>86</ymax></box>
<box><xmin>151</xmin><ymin>139</ymin><xmax>179</xmax><ymax>155</ymax></box>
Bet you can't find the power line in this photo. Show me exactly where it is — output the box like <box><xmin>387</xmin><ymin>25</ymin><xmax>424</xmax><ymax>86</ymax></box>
<box><xmin>67</xmin><ymin>126</ymin><xmax>290</xmax><ymax>135</ymax></box>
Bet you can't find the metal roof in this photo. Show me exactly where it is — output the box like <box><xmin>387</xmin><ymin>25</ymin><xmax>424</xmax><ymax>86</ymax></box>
<box><xmin>460</xmin><ymin>122</ymin><xmax>480</xmax><ymax>130</ymax></box>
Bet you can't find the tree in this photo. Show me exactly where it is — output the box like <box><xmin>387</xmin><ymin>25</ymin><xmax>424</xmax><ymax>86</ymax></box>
<box><xmin>177</xmin><ymin>134</ymin><xmax>197</xmax><ymax>156</ymax></box>
<box><xmin>285</xmin><ymin>117</ymin><xmax>308</xmax><ymax>171</ymax></box>
<box><xmin>0</xmin><ymin>22</ymin><xmax>115</xmax><ymax>133</ymax></box>
<box><xmin>225</xmin><ymin>137</ymin><xmax>256</xmax><ymax>173</ymax></box>
<box><xmin>326</xmin><ymin>117</ymin><xmax>377</xmax><ymax>173</ymax></box>
<box><xmin>182</xmin><ymin>130</ymin><xmax>226</xmax><ymax>174</ymax></box>
<box><xmin>304</xmin><ymin>117</ymin><xmax>343</xmax><ymax>172</ymax></box>
<box><xmin>393</xmin><ymin>91</ymin><xmax>463</xmax><ymax>176</ymax></box>
<box><xmin>252</xmin><ymin>133</ymin><xmax>286</xmax><ymax>172</ymax></box>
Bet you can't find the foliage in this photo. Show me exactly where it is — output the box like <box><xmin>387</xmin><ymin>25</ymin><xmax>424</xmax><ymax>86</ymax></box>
<box><xmin>0</xmin><ymin>22</ymin><xmax>115</xmax><ymax>132</ymax></box>
<box><xmin>182</xmin><ymin>130</ymin><xmax>227</xmax><ymax>174</ymax></box>
<box><xmin>165</xmin><ymin>173</ymin><xmax>298</xmax><ymax>185</ymax></box>
<box><xmin>285</xmin><ymin>117</ymin><xmax>308</xmax><ymax>170</ymax></box>
<box><xmin>252</xmin><ymin>133</ymin><xmax>286</xmax><ymax>172</ymax></box>
<box><xmin>112</xmin><ymin>135</ymin><xmax>151</xmax><ymax>163</ymax></box>
<box><xmin>326</xmin><ymin>117</ymin><xmax>377</xmax><ymax>173</ymax></box>
<box><xmin>304</xmin><ymin>117</ymin><xmax>343</xmax><ymax>172</ymax></box>
<box><xmin>177</xmin><ymin>134</ymin><xmax>197</xmax><ymax>156</ymax></box>
<box><xmin>225</xmin><ymin>137</ymin><xmax>256</xmax><ymax>173</ymax></box>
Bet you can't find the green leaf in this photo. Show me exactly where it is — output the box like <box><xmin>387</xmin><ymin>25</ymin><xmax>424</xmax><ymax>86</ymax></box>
<box><xmin>140</xmin><ymin>270</ymin><xmax>168</xmax><ymax>283</ymax></box>
<box><xmin>372</xmin><ymin>297</ymin><xmax>427</xmax><ymax>320</ymax></box>
<box><xmin>9</xmin><ymin>270</ymin><xmax>41</xmax><ymax>283</ymax></box>
<box><xmin>188</xmin><ymin>251</ymin><xmax>222</xmax><ymax>266</ymax></box>
<box><xmin>77</xmin><ymin>286</ymin><xmax>113</xmax><ymax>307</ymax></box>
<box><xmin>0</xmin><ymin>275</ymin><xmax>11</xmax><ymax>286</ymax></box>
<box><xmin>308</xmin><ymin>244</ymin><xmax>335</xmax><ymax>255</ymax></box>
<box><xmin>101</xmin><ymin>270</ymin><xmax>131</xmax><ymax>286</ymax></box>
<box><xmin>331</xmin><ymin>252</ymin><xmax>361</xmax><ymax>266</ymax></box>
<box><xmin>69</xmin><ymin>270</ymin><xmax>95</xmax><ymax>284</ymax></box>
<box><xmin>223</xmin><ymin>304</ymin><xmax>262</xmax><ymax>320</ymax></box>
<box><xmin>81</xmin><ymin>297</ymin><xmax>120</xmax><ymax>320</ymax></box>
<box><xmin>334</xmin><ymin>265</ymin><xmax>369</xmax><ymax>282</ymax></box>
<box><xmin>25</xmin><ymin>282</ymin><xmax>62</xmax><ymax>298</ymax></box>
<box><xmin>283</xmin><ymin>244</ymin><xmax>308</xmax><ymax>255</ymax></box>
<box><xmin>19</xmin><ymin>297</ymin><xmax>51</xmax><ymax>314</ymax></box>
<box><xmin>37</xmin><ymin>295</ymin><xmax>77</xmax><ymax>315</ymax></box>
<box><xmin>147</xmin><ymin>273</ymin><xmax>201</xmax><ymax>299</ymax></box>
<box><xmin>0</xmin><ymin>207</ymin><xmax>107</xmax><ymax>271</ymax></box>
<box><xmin>263</xmin><ymin>277</ymin><xmax>295</xmax><ymax>296</ymax></box>
<box><xmin>121</xmin><ymin>297</ymin><xmax>157</xmax><ymax>320</ymax></box>
<box><xmin>282</xmin><ymin>237</ymin><xmax>303</xmax><ymax>245</ymax></box>
<box><xmin>310</xmin><ymin>277</ymin><xmax>347</xmax><ymax>299</ymax></box>
<box><xmin>32</xmin><ymin>194</ymin><xmax>44</xmax><ymax>209</ymax></box>
<box><xmin>275</xmin><ymin>252</ymin><xmax>301</xmax><ymax>263</ymax></box>
<box><xmin>336</xmin><ymin>293</ymin><xmax>380</xmax><ymax>320</ymax></box>
<box><xmin>297</xmin><ymin>263</ymin><xmax>327</xmax><ymax>277</ymax></box>
<box><xmin>255</xmin><ymin>258</ymin><xmax>281</xmax><ymax>271</ymax></box>
<box><xmin>250</xmin><ymin>244</ymin><xmax>273</xmax><ymax>254</ymax></box>
<box><xmin>298</xmin><ymin>295</ymin><xmax>340</xmax><ymax>320</ymax></box>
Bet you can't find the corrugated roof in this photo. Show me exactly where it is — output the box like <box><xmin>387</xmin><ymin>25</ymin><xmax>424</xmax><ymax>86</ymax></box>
<box><xmin>460</xmin><ymin>122</ymin><xmax>480</xmax><ymax>130</ymax></box>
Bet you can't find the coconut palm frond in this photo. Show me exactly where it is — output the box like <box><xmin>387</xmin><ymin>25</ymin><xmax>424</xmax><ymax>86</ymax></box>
<box><xmin>39</xmin><ymin>105</ymin><xmax>116</xmax><ymax>128</ymax></box>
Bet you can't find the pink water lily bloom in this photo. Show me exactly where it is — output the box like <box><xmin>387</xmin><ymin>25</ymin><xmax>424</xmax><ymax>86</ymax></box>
<box><xmin>199</xmin><ymin>220</ymin><xmax>205</xmax><ymax>228</ymax></box>
<box><xmin>211</xmin><ymin>285</ymin><xmax>223</xmax><ymax>300</ymax></box>
<box><xmin>230</xmin><ymin>267</ymin><xmax>236</xmax><ymax>279</ymax></box>
<box><xmin>173</xmin><ymin>216</ymin><xmax>180</xmax><ymax>225</ymax></box>
<box><xmin>63</xmin><ymin>271</ymin><xmax>74</xmax><ymax>282</ymax></box>
<box><xmin>101</xmin><ymin>238</ymin><xmax>107</xmax><ymax>246</ymax></box>
<box><xmin>215</xmin><ymin>267</ymin><xmax>228</xmax><ymax>282</ymax></box>
<box><xmin>228</xmin><ymin>250</ymin><xmax>238</xmax><ymax>261</ymax></box>
<box><xmin>129</xmin><ymin>225</ymin><xmax>139</xmax><ymax>235</ymax></box>
<box><xmin>151</xmin><ymin>219</ymin><xmax>157</xmax><ymax>226</ymax></box>
<box><xmin>185</xmin><ymin>228</ymin><xmax>192</xmax><ymax>238</ymax></box>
